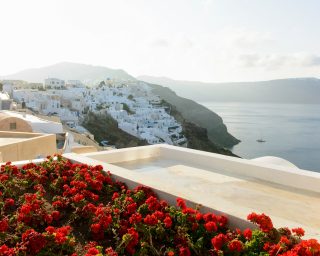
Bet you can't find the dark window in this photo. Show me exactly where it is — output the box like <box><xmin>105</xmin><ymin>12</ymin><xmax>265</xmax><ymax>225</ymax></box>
<box><xmin>9</xmin><ymin>122</ymin><xmax>16</xmax><ymax>130</ymax></box>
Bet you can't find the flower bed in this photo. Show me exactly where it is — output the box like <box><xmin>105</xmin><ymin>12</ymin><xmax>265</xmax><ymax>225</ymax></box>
<box><xmin>0</xmin><ymin>156</ymin><xmax>319</xmax><ymax>256</ymax></box>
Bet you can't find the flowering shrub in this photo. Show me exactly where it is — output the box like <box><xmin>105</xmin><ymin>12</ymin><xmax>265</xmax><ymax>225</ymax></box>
<box><xmin>0</xmin><ymin>155</ymin><xmax>319</xmax><ymax>255</ymax></box>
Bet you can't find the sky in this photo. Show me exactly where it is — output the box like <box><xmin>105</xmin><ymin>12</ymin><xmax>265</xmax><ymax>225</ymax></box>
<box><xmin>1</xmin><ymin>0</ymin><xmax>320</xmax><ymax>82</ymax></box>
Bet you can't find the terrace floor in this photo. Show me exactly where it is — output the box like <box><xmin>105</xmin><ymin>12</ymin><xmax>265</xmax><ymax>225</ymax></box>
<box><xmin>116</xmin><ymin>157</ymin><xmax>320</xmax><ymax>239</ymax></box>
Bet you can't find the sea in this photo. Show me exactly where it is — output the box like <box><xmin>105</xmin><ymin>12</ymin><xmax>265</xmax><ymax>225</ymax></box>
<box><xmin>201</xmin><ymin>102</ymin><xmax>320</xmax><ymax>173</ymax></box>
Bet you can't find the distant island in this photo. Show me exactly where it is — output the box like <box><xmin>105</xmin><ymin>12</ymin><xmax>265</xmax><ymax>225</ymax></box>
<box><xmin>138</xmin><ymin>76</ymin><xmax>320</xmax><ymax>104</ymax></box>
<box><xmin>2</xmin><ymin>62</ymin><xmax>135</xmax><ymax>84</ymax></box>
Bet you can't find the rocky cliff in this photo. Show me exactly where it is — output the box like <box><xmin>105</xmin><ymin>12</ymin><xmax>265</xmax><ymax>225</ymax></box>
<box><xmin>148</xmin><ymin>83</ymin><xmax>240</xmax><ymax>148</ymax></box>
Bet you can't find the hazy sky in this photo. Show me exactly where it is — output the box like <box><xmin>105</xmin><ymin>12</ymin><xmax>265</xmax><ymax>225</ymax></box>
<box><xmin>1</xmin><ymin>0</ymin><xmax>320</xmax><ymax>82</ymax></box>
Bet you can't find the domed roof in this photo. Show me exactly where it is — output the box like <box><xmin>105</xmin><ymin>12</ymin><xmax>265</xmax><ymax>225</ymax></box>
<box><xmin>251</xmin><ymin>156</ymin><xmax>299</xmax><ymax>169</ymax></box>
<box><xmin>0</xmin><ymin>112</ymin><xmax>11</xmax><ymax>121</ymax></box>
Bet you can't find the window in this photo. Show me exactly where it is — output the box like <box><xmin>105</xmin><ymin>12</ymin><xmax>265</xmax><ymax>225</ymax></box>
<box><xmin>9</xmin><ymin>122</ymin><xmax>16</xmax><ymax>130</ymax></box>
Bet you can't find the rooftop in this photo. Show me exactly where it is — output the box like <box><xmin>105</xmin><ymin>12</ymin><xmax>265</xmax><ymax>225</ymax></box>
<box><xmin>0</xmin><ymin>110</ymin><xmax>58</xmax><ymax>124</ymax></box>
<box><xmin>0</xmin><ymin>137</ymin><xmax>30</xmax><ymax>147</ymax></box>
<box><xmin>0</xmin><ymin>92</ymin><xmax>10</xmax><ymax>101</ymax></box>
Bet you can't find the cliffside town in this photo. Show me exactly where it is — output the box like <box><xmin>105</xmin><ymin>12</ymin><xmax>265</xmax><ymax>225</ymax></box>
<box><xmin>4</xmin><ymin>78</ymin><xmax>187</xmax><ymax>147</ymax></box>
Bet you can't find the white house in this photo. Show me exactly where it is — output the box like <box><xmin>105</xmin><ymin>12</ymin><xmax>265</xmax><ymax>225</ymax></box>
<box><xmin>2</xmin><ymin>83</ymin><xmax>13</xmax><ymax>96</ymax></box>
<box><xmin>0</xmin><ymin>110</ymin><xmax>64</xmax><ymax>134</ymax></box>
<box><xmin>0</xmin><ymin>92</ymin><xmax>13</xmax><ymax>110</ymax></box>
<box><xmin>66</xmin><ymin>80</ymin><xmax>84</xmax><ymax>88</ymax></box>
<box><xmin>44</xmin><ymin>78</ymin><xmax>65</xmax><ymax>89</ymax></box>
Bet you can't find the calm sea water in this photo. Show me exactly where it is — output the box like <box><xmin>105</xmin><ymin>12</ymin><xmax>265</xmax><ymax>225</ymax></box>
<box><xmin>201</xmin><ymin>102</ymin><xmax>320</xmax><ymax>173</ymax></box>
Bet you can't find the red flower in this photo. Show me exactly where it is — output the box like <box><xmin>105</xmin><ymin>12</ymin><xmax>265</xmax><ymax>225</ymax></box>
<box><xmin>0</xmin><ymin>244</ymin><xmax>15</xmax><ymax>255</ymax></box>
<box><xmin>86</xmin><ymin>247</ymin><xmax>100</xmax><ymax>255</ymax></box>
<box><xmin>45</xmin><ymin>226</ymin><xmax>55</xmax><ymax>233</ymax></box>
<box><xmin>0</xmin><ymin>218</ymin><xmax>9</xmax><ymax>232</ymax></box>
<box><xmin>243</xmin><ymin>228</ymin><xmax>252</xmax><ymax>240</ymax></box>
<box><xmin>217</xmin><ymin>215</ymin><xmax>228</xmax><ymax>227</ymax></box>
<box><xmin>228</xmin><ymin>240</ymin><xmax>243</xmax><ymax>252</ymax></box>
<box><xmin>44</xmin><ymin>214</ymin><xmax>53</xmax><ymax>224</ymax></box>
<box><xmin>126</xmin><ymin>228</ymin><xmax>139</xmax><ymax>255</ymax></box>
<box><xmin>52</xmin><ymin>200</ymin><xmax>63</xmax><ymax>208</ymax></box>
<box><xmin>105</xmin><ymin>247</ymin><xmax>118</xmax><ymax>256</ymax></box>
<box><xmin>203</xmin><ymin>213</ymin><xmax>217</xmax><ymax>222</ymax></box>
<box><xmin>73</xmin><ymin>193</ymin><xmax>84</xmax><ymax>202</ymax></box>
<box><xmin>112</xmin><ymin>192</ymin><xmax>119</xmax><ymax>200</ymax></box>
<box><xmin>126</xmin><ymin>202</ymin><xmax>137</xmax><ymax>214</ymax></box>
<box><xmin>204</xmin><ymin>221</ymin><xmax>217</xmax><ymax>232</ymax></box>
<box><xmin>195</xmin><ymin>213</ymin><xmax>202</xmax><ymax>221</ymax></box>
<box><xmin>183</xmin><ymin>207</ymin><xmax>196</xmax><ymax>214</ymax></box>
<box><xmin>91</xmin><ymin>223</ymin><xmax>101</xmax><ymax>234</ymax></box>
<box><xmin>4</xmin><ymin>198</ymin><xmax>14</xmax><ymax>207</ymax></box>
<box><xmin>55</xmin><ymin>232</ymin><xmax>67</xmax><ymax>244</ymax></box>
<box><xmin>51</xmin><ymin>210</ymin><xmax>60</xmax><ymax>220</ymax></box>
<box><xmin>0</xmin><ymin>174</ymin><xmax>9</xmax><ymax>182</ymax></box>
<box><xmin>176</xmin><ymin>198</ymin><xmax>186</xmax><ymax>210</ymax></box>
<box><xmin>247</xmin><ymin>212</ymin><xmax>273</xmax><ymax>233</ymax></box>
<box><xmin>154</xmin><ymin>210</ymin><xmax>164</xmax><ymax>220</ymax></box>
<box><xmin>280</xmin><ymin>236</ymin><xmax>291</xmax><ymax>246</ymax></box>
<box><xmin>292</xmin><ymin>227</ymin><xmax>305</xmax><ymax>237</ymax></box>
<box><xmin>129</xmin><ymin>213</ymin><xmax>142</xmax><ymax>224</ymax></box>
<box><xmin>144</xmin><ymin>214</ymin><xmax>158</xmax><ymax>226</ymax></box>
<box><xmin>164</xmin><ymin>216</ymin><xmax>172</xmax><ymax>228</ymax></box>
<box><xmin>54</xmin><ymin>226</ymin><xmax>71</xmax><ymax>244</ymax></box>
<box><xmin>211</xmin><ymin>234</ymin><xmax>228</xmax><ymax>250</ymax></box>
<box><xmin>20</xmin><ymin>204</ymin><xmax>32</xmax><ymax>215</ymax></box>
<box><xmin>146</xmin><ymin>196</ymin><xmax>160</xmax><ymax>211</ymax></box>
<box><xmin>22</xmin><ymin>229</ymin><xmax>47</xmax><ymax>254</ymax></box>
<box><xmin>179</xmin><ymin>246</ymin><xmax>191</xmax><ymax>256</ymax></box>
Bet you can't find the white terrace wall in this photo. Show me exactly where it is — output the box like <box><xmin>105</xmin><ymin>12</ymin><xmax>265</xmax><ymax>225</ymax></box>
<box><xmin>0</xmin><ymin>132</ymin><xmax>56</xmax><ymax>162</ymax></box>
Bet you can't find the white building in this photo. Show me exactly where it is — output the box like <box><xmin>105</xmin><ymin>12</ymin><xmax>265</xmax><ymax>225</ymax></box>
<box><xmin>44</xmin><ymin>78</ymin><xmax>65</xmax><ymax>89</ymax></box>
<box><xmin>2</xmin><ymin>83</ymin><xmax>13</xmax><ymax>96</ymax></box>
<box><xmin>0</xmin><ymin>110</ymin><xmax>73</xmax><ymax>153</ymax></box>
<box><xmin>66</xmin><ymin>80</ymin><xmax>84</xmax><ymax>88</ymax></box>
<box><xmin>0</xmin><ymin>92</ymin><xmax>13</xmax><ymax>110</ymax></box>
<box><xmin>0</xmin><ymin>110</ymin><xmax>63</xmax><ymax>134</ymax></box>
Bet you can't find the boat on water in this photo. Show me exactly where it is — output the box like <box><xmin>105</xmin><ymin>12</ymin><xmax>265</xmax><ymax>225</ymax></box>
<box><xmin>257</xmin><ymin>131</ymin><xmax>266</xmax><ymax>143</ymax></box>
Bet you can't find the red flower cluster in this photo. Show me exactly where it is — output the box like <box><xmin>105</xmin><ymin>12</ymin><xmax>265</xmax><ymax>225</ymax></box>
<box><xmin>247</xmin><ymin>212</ymin><xmax>274</xmax><ymax>232</ymax></box>
<box><xmin>0</xmin><ymin>156</ymin><xmax>319</xmax><ymax>256</ymax></box>
<box><xmin>45</xmin><ymin>226</ymin><xmax>72</xmax><ymax>244</ymax></box>
<box><xmin>21</xmin><ymin>229</ymin><xmax>47</xmax><ymax>254</ymax></box>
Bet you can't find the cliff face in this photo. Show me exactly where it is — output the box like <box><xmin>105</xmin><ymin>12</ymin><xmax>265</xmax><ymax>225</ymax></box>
<box><xmin>148</xmin><ymin>83</ymin><xmax>240</xmax><ymax>148</ymax></box>
<box><xmin>82</xmin><ymin>112</ymin><xmax>148</xmax><ymax>148</ymax></box>
<box><xmin>159</xmin><ymin>99</ymin><xmax>237</xmax><ymax>156</ymax></box>
<box><xmin>183</xmin><ymin>121</ymin><xmax>238</xmax><ymax>157</ymax></box>
<box><xmin>83</xmin><ymin>105</ymin><xmax>237</xmax><ymax>157</ymax></box>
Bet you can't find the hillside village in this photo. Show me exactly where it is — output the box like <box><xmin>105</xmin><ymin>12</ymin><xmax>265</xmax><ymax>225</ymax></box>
<box><xmin>1</xmin><ymin>78</ymin><xmax>187</xmax><ymax>148</ymax></box>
